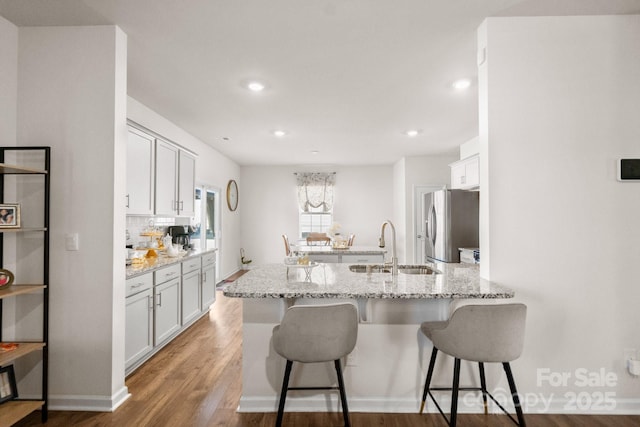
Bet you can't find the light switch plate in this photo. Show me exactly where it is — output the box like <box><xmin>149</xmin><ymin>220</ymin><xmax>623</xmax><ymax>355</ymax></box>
<box><xmin>65</xmin><ymin>233</ymin><xmax>79</xmax><ymax>251</ymax></box>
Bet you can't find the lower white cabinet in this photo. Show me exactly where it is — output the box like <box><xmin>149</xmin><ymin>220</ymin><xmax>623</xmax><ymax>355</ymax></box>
<box><xmin>308</xmin><ymin>254</ymin><xmax>340</xmax><ymax>263</ymax></box>
<box><xmin>182</xmin><ymin>269</ymin><xmax>201</xmax><ymax>325</ymax></box>
<box><xmin>154</xmin><ymin>277</ymin><xmax>181</xmax><ymax>345</ymax></box>
<box><xmin>126</xmin><ymin>251</ymin><xmax>218</xmax><ymax>374</ymax></box>
<box><xmin>125</xmin><ymin>274</ymin><xmax>153</xmax><ymax>369</ymax></box>
<box><xmin>201</xmin><ymin>253</ymin><xmax>216</xmax><ymax>310</ymax></box>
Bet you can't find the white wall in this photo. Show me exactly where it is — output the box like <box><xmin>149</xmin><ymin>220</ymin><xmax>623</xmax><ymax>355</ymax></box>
<box><xmin>17</xmin><ymin>26</ymin><xmax>129</xmax><ymax>410</ymax></box>
<box><xmin>480</xmin><ymin>15</ymin><xmax>640</xmax><ymax>413</ymax></box>
<box><xmin>0</xmin><ymin>15</ymin><xmax>17</xmax><ymax>146</ymax></box>
<box><xmin>402</xmin><ymin>154</ymin><xmax>457</xmax><ymax>263</ymax></box>
<box><xmin>127</xmin><ymin>98</ymin><xmax>241</xmax><ymax>280</ymax></box>
<box><xmin>240</xmin><ymin>165</ymin><xmax>393</xmax><ymax>264</ymax></box>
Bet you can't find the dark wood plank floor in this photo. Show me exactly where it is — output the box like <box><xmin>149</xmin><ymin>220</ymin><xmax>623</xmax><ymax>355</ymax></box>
<box><xmin>15</xmin><ymin>291</ymin><xmax>640</xmax><ymax>426</ymax></box>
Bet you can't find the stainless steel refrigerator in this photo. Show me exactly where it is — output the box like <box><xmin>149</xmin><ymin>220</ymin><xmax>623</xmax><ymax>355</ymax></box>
<box><xmin>423</xmin><ymin>189</ymin><xmax>479</xmax><ymax>263</ymax></box>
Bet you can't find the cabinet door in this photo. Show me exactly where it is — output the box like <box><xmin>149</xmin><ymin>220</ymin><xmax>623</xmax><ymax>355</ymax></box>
<box><xmin>126</xmin><ymin>128</ymin><xmax>154</xmax><ymax>215</ymax></box>
<box><xmin>181</xmin><ymin>270</ymin><xmax>201</xmax><ymax>325</ymax></box>
<box><xmin>154</xmin><ymin>278</ymin><xmax>181</xmax><ymax>345</ymax></box>
<box><xmin>450</xmin><ymin>162</ymin><xmax>467</xmax><ymax>189</ymax></box>
<box><xmin>178</xmin><ymin>150</ymin><xmax>196</xmax><ymax>217</ymax></box>
<box><xmin>155</xmin><ymin>140</ymin><xmax>178</xmax><ymax>216</ymax></box>
<box><xmin>201</xmin><ymin>263</ymin><xmax>216</xmax><ymax>310</ymax></box>
<box><xmin>464</xmin><ymin>156</ymin><xmax>479</xmax><ymax>188</ymax></box>
<box><xmin>125</xmin><ymin>289</ymin><xmax>153</xmax><ymax>368</ymax></box>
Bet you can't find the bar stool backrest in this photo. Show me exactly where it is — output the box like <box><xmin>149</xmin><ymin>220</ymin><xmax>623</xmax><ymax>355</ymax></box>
<box><xmin>273</xmin><ymin>303</ymin><xmax>358</xmax><ymax>363</ymax></box>
<box><xmin>428</xmin><ymin>303</ymin><xmax>526</xmax><ymax>363</ymax></box>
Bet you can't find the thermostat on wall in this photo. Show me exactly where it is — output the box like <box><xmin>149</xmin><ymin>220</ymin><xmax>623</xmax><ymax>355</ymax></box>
<box><xmin>618</xmin><ymin>159</ymin><xmax>640</xmax><ymax>181</ymax></box>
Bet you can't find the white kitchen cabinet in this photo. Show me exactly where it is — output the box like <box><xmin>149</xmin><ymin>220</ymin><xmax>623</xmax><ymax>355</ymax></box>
<box><xmin>154</xmin><ymin>268</ymin><xmax>181</xmax><ymax>345</ymax></box>
<box><xmin>341</xmin><ymin>254</ymin><xmax>385</xmax><ymax>264</ymax></box>
<box><xmin>181</xmin><ymin>257</ymin><xmax>202</xmax><ymax>325</ymax></box>
<box><xmin>155</xmin><ymin>139</ymin><xmax>179</xmax><ymax>216</ymax></box>
<box><xmin>450</xmin><ymin>155</ymin><xmax>479</xmax><ymax>189</ymax></box>
<box><xmin>126</xmin><ymin>127</ymin><xmax>155</xmax><ymax>215</ymax></box>
<box><xmin>125</xmin><ymin>275</ymin><xmax>153</xmax><ymax>370</ymax></box>
<box><xmin>178</xmin><ymin>150</ymin><xmax>196</xmax><ymax>217</ymax></box>
<box><xmin>201</xmin><ymin>252</ymin><xmax>217</xmax><ymax>310</ymax></box>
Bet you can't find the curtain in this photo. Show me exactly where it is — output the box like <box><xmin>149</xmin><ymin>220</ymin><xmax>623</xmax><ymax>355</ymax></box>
<box><xmin>295</xmin><ymin>172</ymin><xmax>335</xmax><ymax>212</ymax></box>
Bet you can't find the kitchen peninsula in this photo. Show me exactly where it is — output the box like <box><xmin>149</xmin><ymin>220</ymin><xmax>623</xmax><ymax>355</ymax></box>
<box><xmin>223</xmin><ymin>262</ymin><xmax>514</xmax><ymax>413</ymax></box>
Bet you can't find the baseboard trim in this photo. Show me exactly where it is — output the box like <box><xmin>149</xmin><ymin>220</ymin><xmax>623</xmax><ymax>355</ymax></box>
<box><xmin>47</xmin><ymin>386</ymin><xmax>131</xmax><ymax>412</ymax></box>
<box><xmin>237</xmin><ymin>394</ymin><xmax>640</xmax><ymax>415</ymax></box>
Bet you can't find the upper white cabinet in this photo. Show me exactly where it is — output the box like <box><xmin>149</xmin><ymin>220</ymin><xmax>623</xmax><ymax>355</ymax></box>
<box><xmin>178</xmin><ymin>150</ymin><xmax>196</xmax><ymax>217</ymax></box>
<box><xmin>126</xmin><ymin>127</ymin><xmax>155</xmax><ymax>215</ymax></box>
<box><xmin>450</xmin><ymin>154</ymin><xmax>479</xmax><ymax>190</ymax></box>
<box><xmin>154</xmin><ymin>139</ymin><xmax>195</xmax><ymax>217</ymax></box>
<box><xmin>155</xmin><ymin>140</ymin><xmax>179</xmax><ymax>216</ymax></box>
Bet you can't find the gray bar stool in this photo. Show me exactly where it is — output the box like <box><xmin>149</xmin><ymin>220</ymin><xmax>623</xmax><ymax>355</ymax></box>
<box><xmin>419</xmin><ymin>303</ymin><xmax>527</xmax><ymax>427</ymax></box>
<box><xmin>272</xmin><ymin>303</ymin><xmax>358</xmax><ymax>427</ymax></box>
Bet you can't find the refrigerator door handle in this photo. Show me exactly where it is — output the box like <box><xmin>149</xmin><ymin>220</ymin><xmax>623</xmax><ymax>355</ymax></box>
<box><xmin>430</xmin><ymin>205</ymin><xmax>437</xmax><ymax>247</ymax></box>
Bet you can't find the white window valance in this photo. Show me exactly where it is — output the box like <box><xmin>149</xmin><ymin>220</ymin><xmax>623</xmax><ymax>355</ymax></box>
<box><xmin>295</xmin><ymin>172</ymin><xmax>335</xmax><ymax>212</ymax></box>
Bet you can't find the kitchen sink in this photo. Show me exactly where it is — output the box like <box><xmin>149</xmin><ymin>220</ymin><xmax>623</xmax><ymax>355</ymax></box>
<box><xmin>349</xmin><ymin>265</ymin><xmax>391</xmax><ymax>273</ymax></box>
<box><xmin>349</xmin><ymin>264</ymin><xmax>440</xmax><ymax>275</ymax></box>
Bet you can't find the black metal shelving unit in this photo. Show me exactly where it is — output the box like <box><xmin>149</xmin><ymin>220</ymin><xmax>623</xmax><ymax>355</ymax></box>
<box><xmin>0</xmin><ymin>146</ymin><xmax>49</xmax><ymax>425</ymax></box>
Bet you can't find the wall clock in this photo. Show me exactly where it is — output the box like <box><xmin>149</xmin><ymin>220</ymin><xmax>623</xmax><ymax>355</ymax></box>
<box><xmin>226</xmin><ymin>179</ymin><xmax>238</xmax><ymax>211</ymax></box>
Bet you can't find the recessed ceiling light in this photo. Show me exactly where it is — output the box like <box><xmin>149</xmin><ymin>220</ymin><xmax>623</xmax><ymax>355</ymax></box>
<box><xmin>311</xmin><ymin>150</ymin><xmax>319</xmax><ymax>155</ymax></box>
<box><xmin>404</xmin><ymin>129</ymin><xmax>422</xmax><ymax>137</ymax></box>
<box><xmin>272</xmin><ymin>130</ymin><xmax>287</xmax><ymax>137</ymax></box>
<box><xmin>452</xmin><ymin>79</ymin><xmax>471</xmax><ymax>90</ymax></box>
<box><xmin>246</xmin><ymin>81</ymin><xmax>266</xmax><ymax>92</ymax></box>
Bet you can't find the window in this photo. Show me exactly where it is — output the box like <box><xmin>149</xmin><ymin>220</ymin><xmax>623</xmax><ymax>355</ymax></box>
<box><xmin>295</xmin><ymin>172</ymin><xmax>335</xmax><ymax>238</ymax></box>
<box><xmin>299</xmin><ymin>205</ymin><xmax>332</xmax><ymax>237</ymax></box>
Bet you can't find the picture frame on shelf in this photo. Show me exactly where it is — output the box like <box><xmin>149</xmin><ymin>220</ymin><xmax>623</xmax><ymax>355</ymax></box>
<box><xmin>0</xmin><ymin>204</ymin><xmax>20</xmax><ymax>229</ymax></box>
<box><xmin>0</xmin><ymin>365</ymin><xmax>18</xmax><ymax>404</ymax></box>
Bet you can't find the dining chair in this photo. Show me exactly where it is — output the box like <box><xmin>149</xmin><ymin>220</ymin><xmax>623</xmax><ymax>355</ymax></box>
<box><xmin>306</xmin><ymin>232</ymin><xmax>331</xmax><ymax>246</ymax></box>
<box><xmin>282</xmin><ymin>234</ymin><xmax>291</xmax><ymax>256</ymax></box>
<box><xmin>347</xmin><ymin>234</ymin><xmax>355</xmax><ymax>246</ymax></box>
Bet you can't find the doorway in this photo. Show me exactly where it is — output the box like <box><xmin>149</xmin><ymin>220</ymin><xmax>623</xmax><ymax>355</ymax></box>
<box><xmin>192</xmin><ymin>185</ymin><xmax>221</xmax><ymax>283</ymax></box>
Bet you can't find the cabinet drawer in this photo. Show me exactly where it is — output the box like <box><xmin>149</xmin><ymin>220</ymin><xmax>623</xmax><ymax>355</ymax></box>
<box><xmin>155</xmin><ymin>264</ymin><xmax>181</xmax><ymax>285</ymax></box>
<box><xmin>182</xmin><ymin>257</ymin><xmax>202</xmax><ymax>274</ymax></box>
<box><xmin>341</xmin><ymin>254</ymin><xmax>385</xmax><ymax>264</ymax></box>
<box><xmin>126</xmin><ymin>273</ymin><xmax>153</xmax><ymax>297</ymax></box>
<box><xmin>201</xmin><ymin>252</ymin><xmax>216</xmax><ymax>267</ymax></box>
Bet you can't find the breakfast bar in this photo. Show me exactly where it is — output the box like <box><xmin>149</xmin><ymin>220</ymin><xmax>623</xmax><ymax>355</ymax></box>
<box><xmin>223</xmin><ymin>262</ymin><xmax>514</xmax><ymax>413</ymax></box>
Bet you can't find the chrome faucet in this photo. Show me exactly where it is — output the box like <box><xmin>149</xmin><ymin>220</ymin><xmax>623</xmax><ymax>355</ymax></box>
<box><xmin>378</xmin><ymin>220</ymin><xmax>398</xmax><ymax>276</ymax></box>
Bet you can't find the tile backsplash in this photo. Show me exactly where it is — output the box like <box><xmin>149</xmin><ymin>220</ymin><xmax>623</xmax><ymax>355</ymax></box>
<box><xmin>126</xmin><ymin>216</ymin><xmax>189</xmax><ymax>247</ymax></box>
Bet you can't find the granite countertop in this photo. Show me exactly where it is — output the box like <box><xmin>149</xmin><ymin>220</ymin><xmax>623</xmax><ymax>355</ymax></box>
<box><xmin>126</xmin><ymin>248</ymin><xmax>217</xmax><ymax>278</ymax></box>
<box><xmin>222</xmin><ymin>261</ymin><xmax>514</xmax><ymax>299</ymax></box>
<box><xmin>293</xmin><ymin>245</ymin><xmax>386</xmax><ymax>255</ymax></box>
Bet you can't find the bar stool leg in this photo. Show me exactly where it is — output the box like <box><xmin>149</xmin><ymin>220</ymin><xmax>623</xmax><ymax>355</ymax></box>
<box><xmin>420</xmin><ymin>347</ymin><xmax>439</xmax><ymax>414</ymax></box>
<box><xmin>276</xmin><ymin>360</ymin><xmax>293</xmax><ymax>427</ymax></box>
<box><xmin>503</xmin><ymin>362</ymin><xmax>526</xmax><ymax>427</ymax></box>
<box><xmin>334</xmin><ymin>359</ymin><xmax>351</xmax><ymax>427</ymax></box>
<box><xmin>450</xmin><ymin>358</ymin><xmax>461</xmax><ymax>427</ymax></box>
<box><xmin>478</xmin><ymin>362</ymin><xmax>488</xmax><ymax>414</ymax></box>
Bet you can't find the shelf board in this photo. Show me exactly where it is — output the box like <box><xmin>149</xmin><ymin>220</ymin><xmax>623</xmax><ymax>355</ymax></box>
<box><xmin>0</xmin><ymin>285</ymin><xmax>46</xmax><ymax>300</ymax></box>
<box><xmin>0</xmin><ymin>163</ymin><xmax>47</xmax><ymax>175</ymax></box>
<box><xmin>0</xmin><ymin>400</ymin><xmax>44</xmax><ymax>426</ymax></box>
<box><xmin>0</xmin><ymin>227</ymin><xmax>47</xmax><ymax>233</ymax></box>
<box><xmin>0</xmin><ymin>342</ymin><xmax>45</xmax><ymax>365</ymax></box>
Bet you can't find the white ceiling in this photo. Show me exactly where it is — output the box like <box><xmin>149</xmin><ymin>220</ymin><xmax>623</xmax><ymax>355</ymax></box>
<box><xmin>1</xmin><ymin>0</ymin><xmax>639</xmax><ymax>166</ymax></box>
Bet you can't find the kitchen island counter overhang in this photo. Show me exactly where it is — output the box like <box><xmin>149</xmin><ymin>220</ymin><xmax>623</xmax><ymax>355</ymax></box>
<box><xmin>223</xmin><ymin>262</ymin><xmax>516</xmax><ymax>414</ymax></box>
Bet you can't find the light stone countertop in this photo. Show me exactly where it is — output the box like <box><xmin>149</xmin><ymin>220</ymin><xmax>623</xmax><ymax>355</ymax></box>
<box><xmin>292</xmin><ymin>245</ymin><xmax>386</xmax><ymax>255</ymax></box>
<box><xmin>222</xmin><ymin>261</ymin><xmax>514</xmax><ymax>299</ymax></box>
<box><xmin>126</xmin><ymin>248</ymin><xmax>218</xmax><ymax>279</ymax></box>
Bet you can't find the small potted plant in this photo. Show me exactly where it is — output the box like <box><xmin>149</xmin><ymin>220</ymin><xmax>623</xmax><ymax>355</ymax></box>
<box><xmin>240</xmin><ymin>248</ymin><xmax>252</xmax><ymax>270</ymax></box>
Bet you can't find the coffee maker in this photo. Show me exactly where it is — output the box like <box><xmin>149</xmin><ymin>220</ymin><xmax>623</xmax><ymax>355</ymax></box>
<box><xmin>168</xmin><ymin>225</ymin><xmax>190</xmax><ymax>250</ymax></box>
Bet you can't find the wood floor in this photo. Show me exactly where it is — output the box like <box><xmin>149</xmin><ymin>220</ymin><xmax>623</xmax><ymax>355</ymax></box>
<box><xmin>15</xmin><ymin>291</ymin><xmax>640</xmax><ymax>427</ymax></box>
